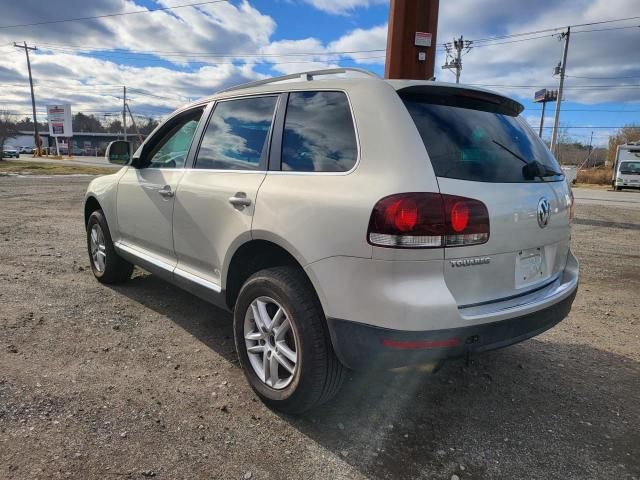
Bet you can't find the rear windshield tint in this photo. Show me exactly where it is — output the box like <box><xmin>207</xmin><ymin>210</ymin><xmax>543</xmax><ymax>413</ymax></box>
<box><xmin>402</xmin><ymin>92</ymin><xmax>563</xmax><ymax>183</ymax></box>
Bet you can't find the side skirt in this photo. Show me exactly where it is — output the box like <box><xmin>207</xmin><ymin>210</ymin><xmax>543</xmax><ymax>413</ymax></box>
<box><xmin>115</xmin><ymin>242</ymin><xmax>230</xmax><ymax>311</ymax></box>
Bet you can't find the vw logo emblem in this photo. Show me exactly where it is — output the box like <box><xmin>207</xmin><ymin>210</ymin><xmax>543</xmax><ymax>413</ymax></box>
<box><xmin>537</xmin><ymin>197</ymin><xmax>551</xmax><ymax>228</ymax></box>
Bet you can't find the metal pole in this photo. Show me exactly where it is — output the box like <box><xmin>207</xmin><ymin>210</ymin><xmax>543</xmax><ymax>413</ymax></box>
<box><xmin>125</xmin><ymin>103</ymin><xmax>144</xmax><ymax>144</ymax></box>
<box><xmin>538</xmin><ymin>100</ymin><xmax>547</xmax><ymax>138</ymax></box>
<box><xmin>550</xmin><ymin>27</ymin><xmax>570</xmax><ymax>156</ymax></box>
<box><xmin>577</xmin><ymin>131</ymin><xmax>595</xmax><ymax>171</ymax></box>
<box><xmin>14</xmin><ymin>42</ymin><xmax>41</xmax><ymax>156</ymax></box>
<box><xmin>455</xmin><ymin>36</ymin><xmax>462</xmax><ymax>84</ymax></box>
<box><xmin>123</xmin><ymin>86</ymin><xmax>127</xmax><ymax>141</ymax></box>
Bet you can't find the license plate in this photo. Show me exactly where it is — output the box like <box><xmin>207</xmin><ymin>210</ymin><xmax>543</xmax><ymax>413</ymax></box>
<box><xmin>515</xmin><ymin>247</ymin><xmax>548</xmax><ymax>288</ymax></box>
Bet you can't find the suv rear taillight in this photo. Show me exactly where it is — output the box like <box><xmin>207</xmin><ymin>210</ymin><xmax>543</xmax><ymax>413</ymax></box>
<box><xmin>367</xmin><ymin>193</ymin><xmax>490</xmax><ymax>249</ymax></box>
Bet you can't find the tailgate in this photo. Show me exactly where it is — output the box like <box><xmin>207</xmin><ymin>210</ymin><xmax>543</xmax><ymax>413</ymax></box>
<box><xmin>441</xmin><ymin>177</ymin><xmax>571</xmax><ymax>307</ymax></box>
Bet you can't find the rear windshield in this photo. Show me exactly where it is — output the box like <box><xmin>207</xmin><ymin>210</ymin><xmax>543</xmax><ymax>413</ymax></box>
<box><xmin>402</xmin><ymin>92</ymin><xmax>563</xmax><ymax>183</ymax></box>
<box><xmin>619</xmin><ymin>161</ymin><xmax>640</xmax><ymax>174</ymax></box>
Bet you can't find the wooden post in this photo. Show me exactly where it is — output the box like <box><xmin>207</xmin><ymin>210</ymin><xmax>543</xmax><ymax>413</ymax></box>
<box><xmin>385</xmin><ymin>0</ymin><xmax>440</xmax><ymax>80</ymax></box>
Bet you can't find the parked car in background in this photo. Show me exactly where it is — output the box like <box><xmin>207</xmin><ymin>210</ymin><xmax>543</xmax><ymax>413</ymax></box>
<box><xmin>19</xmin><ymin>146</ymin><xmax>33</xmax><ymax>154</ymax></box>
<box><xmin>612</xmin><ymin>142</ymin><xmax>640</xmax><ymax>190</ymax></box>
<box><xmin>84</xmin><ymin>68</ymin><xmax>579</xmax><ymax>414</ymax></box>
<box><xmin>1</xmin><ymin>147</ymin><xmax>20</xmax><ymax>158</ymax></box>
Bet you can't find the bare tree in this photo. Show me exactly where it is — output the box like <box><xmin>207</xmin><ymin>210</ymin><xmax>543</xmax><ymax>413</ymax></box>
<box><xmin>607</xmin><ymin>124</ymin><xmax>640</xmax><ymax>165</ymax></box>
<box><xmin>0</xmin><ymin>111</ymin><xmax>19</xmax><ymax>160</ymax></box>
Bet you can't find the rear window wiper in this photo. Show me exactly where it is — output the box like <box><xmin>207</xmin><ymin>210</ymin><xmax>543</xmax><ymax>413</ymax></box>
<box><xmin>492</xmin><ymin>140</ymin><xmax>561</xmax><ymax>179</ymax></box>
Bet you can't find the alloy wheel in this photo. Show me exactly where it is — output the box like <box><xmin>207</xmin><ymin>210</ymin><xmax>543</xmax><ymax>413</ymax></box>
<box><xmin>244</xmin><ymin>296</ymin><xmax>298</xmax><ymax>389</ymax></box>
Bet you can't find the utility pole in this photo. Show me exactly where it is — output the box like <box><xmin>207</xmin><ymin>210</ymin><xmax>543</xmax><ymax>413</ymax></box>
<box><xmin>577</xmin><ymin>131</ymin><xmax>595</xmax><ymax>171</ymax></box>
<box><xmin>385</xmin><ymin>0</ymin><xmax>440</xmax><ymax>80</ymax></box>
<box><xmin>442</xmin><ymin>36</ymin><xmax>472</xmax><ymax>83</ymax></box>
<box><xmin>122</xmin><ymin>86</ymin><xmax>127</xmax><ymax>141</ymax></box>
<box><xmin>550</xmin><ymin>27</ymin><xmax>570</xmax><ymax>156</ymax></box>
<box><xmin>125</xmin><ymin>103</ymin><xmax>144</xmax><ymax>145</ymax></box>
<box><xmin>14</xmin><ymin>41</ymin><xmax>41</xmax><ymax>156</ymax></box>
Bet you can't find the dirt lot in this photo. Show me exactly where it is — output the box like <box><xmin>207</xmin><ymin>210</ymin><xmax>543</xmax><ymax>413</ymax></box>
<box><xmin>1</xmin><ymin>177</ymin><xmax>638</xmax><ymax>480</ymax></box>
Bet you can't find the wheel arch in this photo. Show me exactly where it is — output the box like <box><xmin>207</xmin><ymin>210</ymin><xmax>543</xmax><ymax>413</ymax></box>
<box><xmin>224</xmin><ymin>238</ymin><xmax>327</xmax><ymax>317</ymax></box>
<box><xmin>84</xmin><ymin>196</ymin><xmax>102</xmax><ymax>227</ymax></box>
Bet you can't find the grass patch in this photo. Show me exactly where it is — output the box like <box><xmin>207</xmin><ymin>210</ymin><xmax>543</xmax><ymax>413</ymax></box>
<box><xmin>0</xmin><ymin>160</ymin><xmax>114</xmax><ymax>176</ymax></box>
<box><xmin>572</xmin><ymin>183</ymin><xmax>611</xmax><ymax>190</ymax></box>
<box><xmin>576</xmin><ymin>167</ymin><xmax>613</xmax><ymax>185</ymax></box>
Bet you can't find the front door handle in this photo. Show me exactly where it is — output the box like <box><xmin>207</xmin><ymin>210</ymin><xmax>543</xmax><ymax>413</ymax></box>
<box><xmin>229</xmin><ymin>193</ymin><xmax>252</xmax><ymax>208</ymax></box>
<box><xmin>158</xmin><ymin>185</ymin><xmax>174</xmax><ymax>198</ymax></box>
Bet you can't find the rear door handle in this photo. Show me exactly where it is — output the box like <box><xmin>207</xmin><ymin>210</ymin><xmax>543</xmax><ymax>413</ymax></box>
<box><xmin>158</xmin><ymin>185</ymin><xmax>174</xmax><ymax>198</ymax></box>
<box><xmin>229</xmin><ymin>193</ymin><xmax>252</xmax><ymax>208</ymax></box>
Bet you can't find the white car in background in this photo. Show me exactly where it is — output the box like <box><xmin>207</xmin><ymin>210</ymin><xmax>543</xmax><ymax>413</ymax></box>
<box><xmin>612</xmin><ymin>143</ymin><xmax>640</xmax><ymax>190</ymax></box>
<box><xmin>1</xmin><ymin>147</ymin><xmax>19</xmax><ymax>158</ymax></box>
<box><xmin>83</xmin><ymin>68</ymin><xmax>579</xmax><ymax>413</ymax></box>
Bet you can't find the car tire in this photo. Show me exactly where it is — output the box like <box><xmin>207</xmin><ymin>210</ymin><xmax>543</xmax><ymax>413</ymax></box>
<box><xmin>615</xmin><ymin>186</ymin><xmax>622</xmax><ymax>191</ymax></box>
<box><xmin>233</xmin><ymin>266</ymin><xmax>345</xmax><ymax>414</ymax></box>
<box><xmin>86</xmin><ymin>210</ymin><xmax>133</xmax><ymax>284</ymax></box>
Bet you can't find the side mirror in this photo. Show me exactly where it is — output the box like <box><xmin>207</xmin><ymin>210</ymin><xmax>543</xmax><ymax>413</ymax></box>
<box><xmin>105</xmin><ymin>141</ymin><xmax>131</xmax><ymax>165</ymax></box>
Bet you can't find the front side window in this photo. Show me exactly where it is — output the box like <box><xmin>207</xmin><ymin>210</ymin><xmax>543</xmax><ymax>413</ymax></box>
<box><xmin>281</xmin><ymin>91</ymin><xmax>357</xmax><ymax>172</ymax></box>
<box><xmin>195</xmin><ymin>96</ymin><xmax>277</xmax><ymax>170</ymax></box>
<box><xmin>146</xmin><ymin>109</ymin><xmax>203</xmax><ymax>169</ymax></box>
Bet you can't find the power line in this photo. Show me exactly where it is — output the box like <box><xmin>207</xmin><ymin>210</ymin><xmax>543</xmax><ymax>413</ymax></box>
<box><xmin>469</xmin><ymin>83</ymin><xmax>640</xmax><ymax>89</ymax></box>
<box><xmin>470</xmin><ymin>33</ymin><xmax>558</xmax><ymax>48</ymax></box>
<box><xmin>565</xmin><ymin>74</ymin><xmax>640</xmax><ymax>80</ymax></box>
<box><xmin>451</xmin><ymin>24</ymin><xmax>638</xmax><ymax>50</ymax></box>
<box><xmin>16</xmin><ymin>15</ymin><xmax>636</xmax><ymax>63</ymax></box>
<box><xmin>462</xmin><ymin>15</ymin><xmax>640</xmax><ymax>45</ymax></box>
<box><xmin>37</xmin><ymin>44</ymin><xmax>387</xmax><ymax>59</ymax></box>
<box><xmin>540</xmin><ymin>126</ymin><xmax>635</xmax><ymax>129</ymax></box>
<box><xmin>527</xmin><ymin>108</ymin><xmax>640</xmax><ymax>112</ymax></box>
<box><xmin>572</xmin><ymin>24</ymin><xmax>640</xmax><ymax>34</ymax></box>
<box><xmin>0</xmin><ymin>0</ymin><xmax>229</xmax><ymax>29</ymax></box>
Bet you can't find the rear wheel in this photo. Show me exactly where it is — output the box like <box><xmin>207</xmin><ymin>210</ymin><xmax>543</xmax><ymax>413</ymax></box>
<box><xmin>86</xmin><ymin>210</ymin><xmax>133</xmax><ymax>284</ymax></box>
<box><xmin>233</xmin><ymin>266</ymin><xmax>344</xmax><ymax>414</ymax></box>
<box><xmin>615</xmin><ymin>186</ymin><xmax>622</xmax><ymax>191</ymax></box>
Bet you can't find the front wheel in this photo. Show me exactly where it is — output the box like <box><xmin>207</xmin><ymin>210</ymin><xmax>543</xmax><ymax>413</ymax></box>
<box><xmin>86</xmin><ymin>210</ymin><xmax>133</xmax><ymax>284</ymax></box>
<box><xmin>233</xmin><ymin>266</ymin><xmax>345</xmax><ymax>414</ymax></box>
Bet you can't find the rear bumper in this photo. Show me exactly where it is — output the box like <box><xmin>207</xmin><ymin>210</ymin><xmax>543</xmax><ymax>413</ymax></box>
<box><xmin>327</xmin><ymin>285</ymin><xmax>577</xmax><ymax>371</ymax></box>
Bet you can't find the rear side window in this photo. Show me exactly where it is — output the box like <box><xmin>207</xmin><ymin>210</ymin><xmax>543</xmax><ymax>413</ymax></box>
<box><xmin>195</xmin><ymin>96</ymin><xmax>277</xmax><ymax>170</ymax></box>
<box><xmin>402</xmin><ymin>92</ymin><xmax>563</xmax><ymax>183</ymax></box>
<box><xmin>281</xmin><ymin>91</ymin><xmax>357</xmax><ymax>172</ymax></box>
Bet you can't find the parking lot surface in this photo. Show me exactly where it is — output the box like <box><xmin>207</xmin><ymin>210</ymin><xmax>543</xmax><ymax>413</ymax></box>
<box><xmin>1</xmin><ymin>177</ymin><xmax>638</xmax><ymax>480</ymax></box>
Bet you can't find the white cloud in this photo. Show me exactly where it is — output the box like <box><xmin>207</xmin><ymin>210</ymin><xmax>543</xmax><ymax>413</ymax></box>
<box><xmin>435</xmin><ymin>0</ymin><xmax>640</xmax><ymax>104</ymax></box>
<box><xmin>1</xmin><ymin>0</ymin><xmax>638</xmax><ymax>128</ymax></box>
<box><xmin>300</xmin><ymin>0</ymin><xmax>388</xmax><ymax>15</ymax></box>
<box><xmin>327</xmin><ymin>24</ymin><xmax>387</xmax><ymax>64</ymax></box>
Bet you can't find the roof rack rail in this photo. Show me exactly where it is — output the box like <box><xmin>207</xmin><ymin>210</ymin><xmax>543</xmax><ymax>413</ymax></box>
<box><xmin>217</xmin><ymin>67</ymin><xmax>378</xmax><ymax>94</ymax></box>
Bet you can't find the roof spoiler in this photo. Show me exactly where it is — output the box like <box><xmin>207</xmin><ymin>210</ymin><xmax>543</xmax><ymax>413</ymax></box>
<box><xmin>397</xmin><ymin>85</ymin><xmax>525</xmax><ymax>116</ymax></box>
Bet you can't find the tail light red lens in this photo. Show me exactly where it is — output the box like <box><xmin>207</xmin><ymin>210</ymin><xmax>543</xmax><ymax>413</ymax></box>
<box><xmin>385</xmin><ymin>198</ymin><xmax>418</xmax><ymax>232</ymax></box>
<box><xmin>367</xmin><ymin>193</ymin><xmax>489</xmax><ymax>249</ymax></box>
<box><xmin>450</xmin><ymin>201</ymin><xmax>470</xmax><ymax>232</ymax></box>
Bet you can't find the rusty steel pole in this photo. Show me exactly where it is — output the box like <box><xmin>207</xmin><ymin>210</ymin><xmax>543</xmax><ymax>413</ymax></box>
<box><xmin>385</xmin><ymin>0</ymin><xmax>440</xmax><ymax>80</ymax></box>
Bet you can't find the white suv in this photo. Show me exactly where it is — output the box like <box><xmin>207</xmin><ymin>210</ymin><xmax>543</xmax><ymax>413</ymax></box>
<box><xmin>84</xmin><ymin>68</ymin><xmax>579</xmax><ymax>413</ymax></box>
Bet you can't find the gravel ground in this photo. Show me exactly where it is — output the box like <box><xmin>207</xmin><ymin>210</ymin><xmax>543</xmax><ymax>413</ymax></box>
<box><xmin>0</xmin><ymin>176</ymin><xmax>638</xmax><ymax>480</ymax></box>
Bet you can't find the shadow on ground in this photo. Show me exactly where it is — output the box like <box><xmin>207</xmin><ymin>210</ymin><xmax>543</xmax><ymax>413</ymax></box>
<box><xmin>111</xmin><ymin>273</ymin><xmax>640</xmax><ymax>480</ymax></box>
